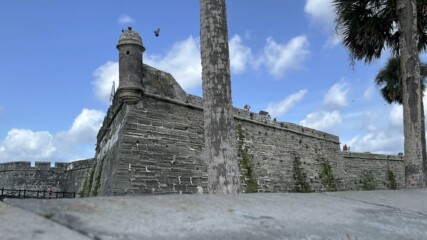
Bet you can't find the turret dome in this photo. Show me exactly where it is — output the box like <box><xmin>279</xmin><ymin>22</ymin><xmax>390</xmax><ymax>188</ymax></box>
<box><xmin>116</xmin><ymin>27</ymin><xmax>145</xmax><ymax>50</ymax></box>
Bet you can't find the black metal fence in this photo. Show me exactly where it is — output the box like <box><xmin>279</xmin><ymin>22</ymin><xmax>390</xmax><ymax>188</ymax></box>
<box><xmin>0</xmin><ymin>188</ymin><xmax>75</xmax><ymax>201</ymax></box>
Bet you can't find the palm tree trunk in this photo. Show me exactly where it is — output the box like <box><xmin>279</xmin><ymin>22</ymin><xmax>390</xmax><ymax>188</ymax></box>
<box><xmin>422</xmin><ymin>100</ymin><xmax>427</xmax><ymax>186</ymax></box>
<box><xmin>200</xmin><ymin>0</ymin><xmax>241</xmax><ymax>193</ymax></box>
<box><xmin>397</xmin><ymin>0</ymin><xmax>426</xmax><ymax>188</ymax></box>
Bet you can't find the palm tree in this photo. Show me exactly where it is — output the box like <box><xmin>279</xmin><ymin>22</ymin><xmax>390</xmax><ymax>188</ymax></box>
<box><xmin>375</xmin><ymin>57</ymin><xmax>427</xmax><ymax>104</ymax></box>
<box><xmin>200</xmin><ymin>0</ymin><xmax>241</xmax><ymax>193</ymax></box>
<box><xmin>376</xmin><ymin>57</ymin><xmax>427</xmax><ymax>180</ymax></box>
<box><xmin>333</xmin><ymin>0</ymin><xmax>427</xmax><ymax>187</ymax></box>
<box><xmin>397</xmin><ymin>0</ymin><xmax>426</xmax><ymax>188</ymax></box>
<box><xmin>334</xmin><ymin>0</ymin><xmax>427</xmax><ymax>63</ymax></box>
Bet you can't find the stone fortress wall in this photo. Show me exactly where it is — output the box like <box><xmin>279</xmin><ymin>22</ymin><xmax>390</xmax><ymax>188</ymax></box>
<box><xmin>0</xmin><ymin>28</ymin><xmax>405</xmax><ymax>196</ymax></box>
<box><xmin>84</xmin><ymin>84</ymin><xmax>404</xmax><ymax>196</ymax></box>
<box><xmin>0</xmin><ymin>159</ymin><xmax>93</xmax><ymax>195</ymax></box>
<box><xmin>0</xmin><ymin>86</ymin><xmax>404</xmax><ymax>196</ymax></box>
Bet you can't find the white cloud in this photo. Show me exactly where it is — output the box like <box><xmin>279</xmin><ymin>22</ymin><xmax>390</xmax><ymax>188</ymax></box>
<box><xmin>92</xmin><ymin>35</ymin><xmax>252</xmax><ymax>94</ymax></box>
<box><xmin>92</xmin><ymin>61</ymin><xmax>119</xmax><ymax>105</ymax></box>
<box><xmin>300</xmin><ymin>110</ymin><xmax>342</xmax><ymax>133</ymax></box>
<box><xmin>66</xmin><ymin>109</ymin><xmax>105</xmax><ymax>143</ymax></box>
<box><xmin>347</xmin><ymin>133</ymin><xmax>403</xmax><ymax>154</ymax></box>
<box><xmin>230</xmin><ymin>34</ymin><xmax>310</xmax><ymax>78</ymax></box>
<box><xmin>118</xmin><ymin>15</ymin><xmax>134</xmax><ymax>24</ymax></box>
<box><xmin>389</xmin><ymin>104</ymin><xmax>403</xmax><ymax>128</ymax></box>
<box><xmin>92</xmin><ymin>35</ymin><xmax>310</xmax><ymax>97</ymax></box>
<box><xmin>363</xmin><ymin>84</ymin><xmax>375</xmax><ymax>101</ymax></box>
<box><xmin>297</xmin><ymin>83</ymin><xmax>406</xmax><ymax>153</ymax></box>
<box><xmin>229</xmin><ymin>34</ymin><xmax>253</xmax><ymax>74</ymax></box>
<box><xmin>304</xmin><ymin>0</ymin><xmax>340</xmax><ymax>47</ymax></box>
<box><xmin>323</xmin><ymin>81</ymin><xmax>349</xmax><ymax>109</ymax></box>
<box><xmin>340</xmin><ymin>101</ymin><xmax>406</xmax><ymax>154</ymax></box>
<box><xmin>265</xmin><ymin>90</ymin><xmax>308</xmax><ymax>118</ymax></box>
<box><xmin>304</xmin><ymin>0</ymin><xmax>334</xmax><ymax>27</ymax></box>
<box><xmin>256</xmin><ymin>36</ymin><xmax>310</xmax><ymax>78</ymax></box>
<box><xmin>145</xmin><ymin>36</ymin><xmax>202</xmax><ymax>91</ymax></box>
<box><xmin>0</xmin><ymin>109</ymin><xmax>105</xmax><ymax>163</ymax></box>
<box><xmin>342</xmin><ymin>92</ymin><xmax>427</xmax><ymax>154</ymax></box>
<box><xmin>0</xmin><ymin>129</ymin><xmax>56</xmax><ymax>162</ymax></box>
<box><xmin>325</xmin><ymin>34</ymin><xmax>342</xmax><ymax>47</ymax></box>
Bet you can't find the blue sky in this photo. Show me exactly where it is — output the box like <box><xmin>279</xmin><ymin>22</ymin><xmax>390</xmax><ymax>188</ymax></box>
<box><xmin>0</xmin><ymin>0</ymin><xmax>422</xmax><ymax>163</ymax></box>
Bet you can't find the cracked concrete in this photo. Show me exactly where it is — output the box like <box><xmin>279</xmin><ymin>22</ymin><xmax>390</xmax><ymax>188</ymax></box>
<box><xmin>1</xmin><ymin>189</ymin><xmax>427</xmax><ymax>239</ymax></box>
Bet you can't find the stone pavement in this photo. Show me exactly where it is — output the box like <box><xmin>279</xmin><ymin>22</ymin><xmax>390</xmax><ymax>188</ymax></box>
<box><xmin>1</xmin><ymin>189</ymin><xmax>426</xmax><ymax>240</ymax></box>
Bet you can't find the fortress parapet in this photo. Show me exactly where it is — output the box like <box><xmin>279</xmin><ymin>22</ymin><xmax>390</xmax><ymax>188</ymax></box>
<box><xmin>0</xmin><ymin>161</ymin><xmax>71</xmax><ymax>171</ymax></box>
<box><xmin>0</xmin><ymin>161</ymin><xmax>31</xmax><ymax>171</ymax></box>
<box><xmin>180</xmin><ymin>93</ymin><xmax>339</xmax><ymax>143</ymax></box>
<box><xmin>0</xmin><ymin>159</ymin><xmax>93</xmax><ymax>195</ymax></box>
<box><xmin>1</xmin><ymin>28</ymin><xmax>406</xmax><ymax>197</ymax></box>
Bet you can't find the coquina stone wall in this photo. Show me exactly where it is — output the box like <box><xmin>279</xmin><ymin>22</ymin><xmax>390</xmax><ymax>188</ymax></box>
<box><xmin>341</xmin><ymin>152</ymin><xmax>404</xmax><ymax>190</ymax></box>
<box><xmin>0</xmin><ymin>65</ymin><xmax>406</xmax><ymax>196</ymax></box>
<box><xmin>63</xmin><ymin>159</ymin><xmax>95</xmax><ymax>195</ymax></box>
<box><xmin>1</xmin><ymin>27</ymin><xmax>407</xmax><ymax>195</ymax></box>
<box><xmin>0</xmin><ymin>159</ymin><xmax>93</xmax><ymax>196</ymax></box>
<box><xmin>85</xmin><ymin>95</ymin><xmax>208</xmax><ymax>196</ymax></box>
<box><xmin>0</xmin><ymin>162</ymin><xmax>67</xmax><ymax>192</ymax></box>
<box><xmin>81</xmin><ymin>65</ymin><xmax>405</xmax><ymax>196</ymax></box>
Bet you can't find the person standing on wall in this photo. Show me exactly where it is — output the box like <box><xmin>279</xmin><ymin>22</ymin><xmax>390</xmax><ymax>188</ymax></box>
<box><xmin>343</xmin><ymin>144</ymin><xmax>348</xmax><ymax>152</ymax></box>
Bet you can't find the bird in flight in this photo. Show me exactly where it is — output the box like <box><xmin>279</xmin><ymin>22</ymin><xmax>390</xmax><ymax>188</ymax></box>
<box><xmin>154</xmin><ymin>28</ymin><xmax>160</xmax><ymax>37</ymax></box>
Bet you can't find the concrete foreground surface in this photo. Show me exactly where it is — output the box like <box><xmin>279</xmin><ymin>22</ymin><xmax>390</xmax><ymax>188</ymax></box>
<box><xmin>1</xmin><ymin>189</ymin><xmax>426</xmax><ymax>240</ymax></box>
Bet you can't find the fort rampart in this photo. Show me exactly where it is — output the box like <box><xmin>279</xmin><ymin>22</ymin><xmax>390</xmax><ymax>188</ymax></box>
<box><xmin>84</xmin><ymin>83</ymin><xmax>405</xmax><ymax>196</ymax></box>
<box><xmin>0</xmin><ymin>159</ymin><xmax>93</xmax><ymax>195</ymax></box>
<box><xmin>0</xmin><ymin>65</ymin><xmax>405</xmax><ymax>196</ymax></box>
<box><xmin>0</xmin><ymin>29</ymin><xmax>406</xmax><ymax>196</ymax></box>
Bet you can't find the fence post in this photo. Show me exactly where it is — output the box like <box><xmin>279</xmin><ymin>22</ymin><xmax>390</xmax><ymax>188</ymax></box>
<box><xmin>56</xmin><ymin>191</ymin><xmax>58</xmax><ymax>198</ymax></box>
<box><xmin>43</xmin><ymin>190</ymin><xmax>46</xmax><ymax>198</ymax></box>
<box><xmin>37</xmin><ymin>190</ymin><xmax>39</xmax><ymax>198</ymax></box>
<box><xmin>73</xmin><ymin>192</ymin><xmax>76</xmax><ymax>198</ymax></box>
<box><xmin>1</xmin><ymin>187</ymin><xmax>3</xmax><ymax>196</ymax></box>
<box><xmin>18</xmin><ymin>189</ymin><xmax>21</xmax><ymax>198</ymax></box>
<box><xmin>23</xmin><ymin>189</ymin><xmax>26</xmax><ymax>198</ymax></box>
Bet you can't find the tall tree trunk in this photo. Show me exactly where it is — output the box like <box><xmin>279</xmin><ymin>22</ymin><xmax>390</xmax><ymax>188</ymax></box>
<box><xmin>422</xmin><ymin>100</ymin><xmax>427</xmax><ymax>186</ymax></box>
<box><xmin>397</xmin><ymin>0</ymin><xmax>426</xmax><ymax>188</ymax></box>
<box><xmin>200</xmin><ymin>0</ymin><xmax>241</xmax><ymax>193</ymax></box>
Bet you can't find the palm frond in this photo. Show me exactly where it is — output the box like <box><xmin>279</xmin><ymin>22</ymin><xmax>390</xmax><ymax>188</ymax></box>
<box><xmin>333</xmin><ymin>0</ymin><xmax>427</xmax><ymax>62</ymax></box>
<box><xmin>375</xmin><ymin>56</ymin><xmax>427</xmax><ymax>104</ymax></box>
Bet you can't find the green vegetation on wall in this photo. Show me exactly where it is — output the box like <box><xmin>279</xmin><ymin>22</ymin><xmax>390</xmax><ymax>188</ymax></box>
<box><xmin>92</xmin><ymin>159</ymin><xmax>104</xmax><ymax>196</ymax></box>
<box><xmin>292</xmin><ymin>156</ymin><xmax>311</xmax><ymax>192</ymax></box>
<box><xmin>320</xmin><ymin>161</ymin><xmax>337</xmax><ymax>191</ymax></box>
<box><xmin>236</xmin><ymin>123</ymin><xmax>258</xmax><ymax>193</ymax></box>
<box><xmin>78</xmin><ymin>175</ymin><xmax>90</xmax><ymax>197</ymax></box>
<box><xmin>386</xmin><ymin>169</ymin><xmax>397</xmax><ymax>190</ymax></box>
<box><xmin>80</xmin><ymin>165</ymin><xmax>96</xmax><ymax>197</ymax></box>
<box><xmin>362</xmin><ymin>171</ymin><xmax>376</xmax><ymax>191</ymax></box>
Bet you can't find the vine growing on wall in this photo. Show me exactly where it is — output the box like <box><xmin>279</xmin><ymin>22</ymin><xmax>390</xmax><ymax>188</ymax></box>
<box><xmin>80</xmin><ymin>164</ymin><xmax>96</xmax><ymax>197</ymax></box>
<box><xmin>292</xmin><ymin>156</ymin><xmax>311</xmax><ymax>192</ymax></box>
<box><xmin>92</xmin><ymin>159</ymin><xmax>104</xmax><ymax>196</ymax></box>
<box><xmin>78</xmin><ymin>175</ymin><xmax>90</xmax><ymax>197</ymax></box>
<box><xmin>320</xmin><ymin>161</ymin><xmax>337</xmax><ymax>191</ymax></box>
<box><xmin>236</xmin><ymin>123</ymin><xmax>258</xmax><ymax>193</ymax></box>
<box><xmin>362</xmin><ymin>171</ymin><xmax>376</xmax><ymax>191</ymax></box>
<box><xmin>386</xmin><ymin>169</ymin><xmax>397</xmax><ymax>190</ymax></box>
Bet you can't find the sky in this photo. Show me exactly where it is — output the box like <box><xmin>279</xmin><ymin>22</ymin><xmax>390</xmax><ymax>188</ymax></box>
<box><xmin>1</xmin><ymin>0</ymin><xmax>425</xmax><ymax>164</ymax></box>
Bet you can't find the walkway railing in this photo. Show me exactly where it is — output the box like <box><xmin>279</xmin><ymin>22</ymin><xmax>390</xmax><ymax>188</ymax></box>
<box><xmin>0</xmin><ymin>188</ymin><xmax>75</xmax><ymax>201</ymax></box>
